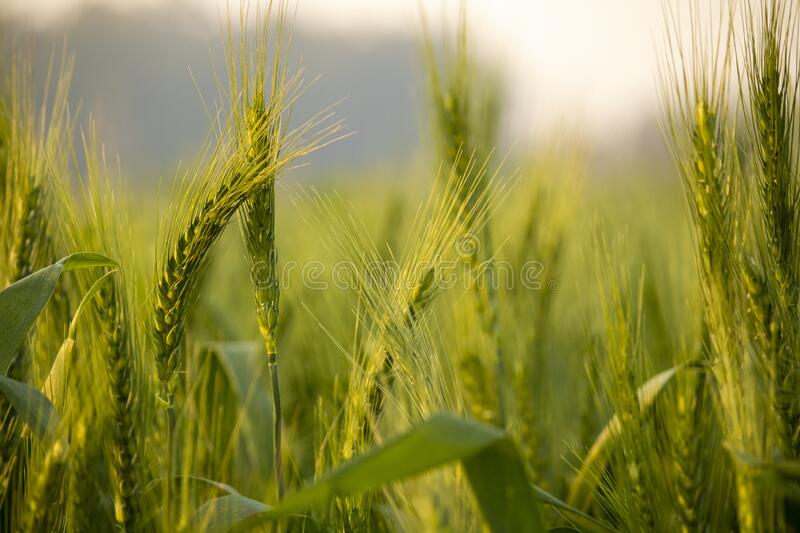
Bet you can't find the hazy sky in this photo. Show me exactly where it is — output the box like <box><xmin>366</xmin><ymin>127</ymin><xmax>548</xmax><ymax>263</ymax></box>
<box><xmin>1</xmin><ymin>0</ymin><xmax>670</xmax><ymax>146</ymax></box>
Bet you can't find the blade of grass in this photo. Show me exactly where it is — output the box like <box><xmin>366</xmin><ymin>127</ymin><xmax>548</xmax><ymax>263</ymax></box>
<box><xmin>532</xmin><ymin>484</ymin><xmax>617</xmax><ymax>533</ymax></box>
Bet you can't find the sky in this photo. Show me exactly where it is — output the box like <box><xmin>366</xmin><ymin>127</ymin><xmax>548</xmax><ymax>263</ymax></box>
<box><xmin>1</xmin><ymin>0</ymin><xmax>671</xmax><ymax>147</ymax></box>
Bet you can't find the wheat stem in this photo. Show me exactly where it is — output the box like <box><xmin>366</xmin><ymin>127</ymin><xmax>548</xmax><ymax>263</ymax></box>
<box><xmin>269</xmin><ymin>354</ymin><xmax>284</xmax><ymax>500</ymax></box>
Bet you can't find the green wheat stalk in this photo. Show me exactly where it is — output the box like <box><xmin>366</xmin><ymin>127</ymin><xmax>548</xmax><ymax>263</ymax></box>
<box><xmin>228</xmin><ymin>1</ymin><xmax>297</xmax><ymax>500</ymax></box>
<box><xmin>660</xmin><ymin>2</ymin><xmax>782</xmax><ymax>530</ymax></box>
<box><xmin>739</xmin><ymin>0</ymin><xmax>800</xmax><ymax>459</ymax></box>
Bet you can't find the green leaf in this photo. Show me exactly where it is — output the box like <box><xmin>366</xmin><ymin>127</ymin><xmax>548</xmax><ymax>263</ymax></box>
<box><xmin>463</xmin><ymin>438</ymin><xmax>544</xmax><ymax>532</ymax></box>
<box><xmin>194</xmin><ymin>413</ymin><xmax>545</xmax><ymax>533</ymax></box>
<box><xmin>194</xmin><ymin>492</ymin><xmax>269</xmax><ymax>532</ymax></box>
<box><xmin>532</xmin><ymin>484</ymin><xmax>617</xmax><ymax>533</ymax></box>
<box><xmin>0</xmin><ymin>265</ymin><xmax>62</xmax><ymax>375</ymax></box>
<box><xmin>0</xmin><ymin>252</ymin><xmax>117</xmax><ymax>375</ymax></box>
<box><xmin>60</xmin><ymin>252</ymin><xmax>117</xmax><ymax>272</ymax></box>
<box><xmin>567</xmin><ymin>363</ymin><xmax>701</xmax><ymax>511</ymax></box>
<box><xmin>0</xmin><ymin>374</ymin><xmax>60</xmax><ymax>442</ymax></box>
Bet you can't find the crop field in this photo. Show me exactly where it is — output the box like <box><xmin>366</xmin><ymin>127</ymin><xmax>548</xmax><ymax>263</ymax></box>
<box><xmin>2</xmin><ymin>0</ymin><xmax>800</xmax><ymax>532</ymax></box>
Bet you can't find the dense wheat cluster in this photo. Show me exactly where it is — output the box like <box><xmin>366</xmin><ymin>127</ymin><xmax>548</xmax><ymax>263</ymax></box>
<box><xmin>2</xmin><ymin>1</ymin><xmax>800</xmax><ymax>532</ymax></box>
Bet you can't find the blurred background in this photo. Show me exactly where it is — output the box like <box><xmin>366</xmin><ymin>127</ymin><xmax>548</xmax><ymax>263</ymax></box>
<box><xmin>0</xmin><ymin>0</ymin><xmax>672</xmax><ymax>183</ymax></box>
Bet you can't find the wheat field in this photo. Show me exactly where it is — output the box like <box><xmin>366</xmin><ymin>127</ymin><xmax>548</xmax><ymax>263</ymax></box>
<box><xmin>2</xmin><ymin>1</ymin><xmax>800</xmax><ymax>532</ymax></box>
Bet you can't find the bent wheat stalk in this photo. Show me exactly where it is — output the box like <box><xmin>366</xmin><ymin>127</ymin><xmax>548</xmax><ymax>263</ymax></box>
<box><xmin>152</xmin><ymin>1</ymin><xmax>341</xmax><ymax>504</ymax></box>
<box><xmin>152</xmin><ymin>101</ymin><xmax>338</xmax><ymax>415</ymax></box>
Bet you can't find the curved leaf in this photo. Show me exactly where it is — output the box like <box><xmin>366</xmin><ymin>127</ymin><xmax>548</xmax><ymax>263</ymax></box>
<box><xmin>60</xmin><ymin>252</ymin><xmax>117</xmax><ymax>272</ymax></box>
<box><xmin>0</xmin><ymin>374</ymin><xmax>60</xmax><ymax>442</ymax></box>
<box><xmin>194</xmin><ymin>413</ymin><xmax>545</xmax><ymax>533</ymax></box>
<box><xmin>532</xmin><ymin>484</ymin><xmax>617</xmax><ymax>533</ymax></box>
<box><xmin>43</xmin><ymin>270</ymin><xmax>117</xmax><ymax>404</ymax></box>
<box><xmin>195</xmin><ymin>492</ymin><xmax>269</xmax><ymax>532</ymax></box>
<box><xmin>567</xmin><ymin>363</ymin><xmax>701</xmax><ymax>511</ymax></box>
<box><xmin>0</xmin><ymin>252</ymin><xmax>116</xmax><ymax>374</ymax></box>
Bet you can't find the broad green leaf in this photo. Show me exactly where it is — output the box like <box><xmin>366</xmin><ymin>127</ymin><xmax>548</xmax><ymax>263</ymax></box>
<box><xmin>0</xmin><ymin>265</ymin><xmax>62</xmax><ymax>375</ymax></box>
<box><xmin>567</xmin><ymin>363</ymin><xmax>700</xmax><ymax>511</ymax></box>
<box><xmin>463</xmin><ymin>438</ymin><xmax>544</xmax><ymax>532</ymax></box>
<box><xmin>532</xmin><ymin>484</ymin><xmax>617</xmax><ymax>532</ymax></box>
<box><xmin>0</xmin><ymin>374</ymin><xmax>60</xmax><ymax>442</ymax></box>
<box><xmin>0</xmin><ymin>252</ymin><xmax>116</xmax><ymax>375</ymax></box>
<box><xmin>43</xmin><ymin>270</ymin><xmax>117</xmax><ymax>404</ymax></box>
<box><xmin>194</xmin><ymin>413</ymin><xmax>545</xmax><ymax>533</ymax></box>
